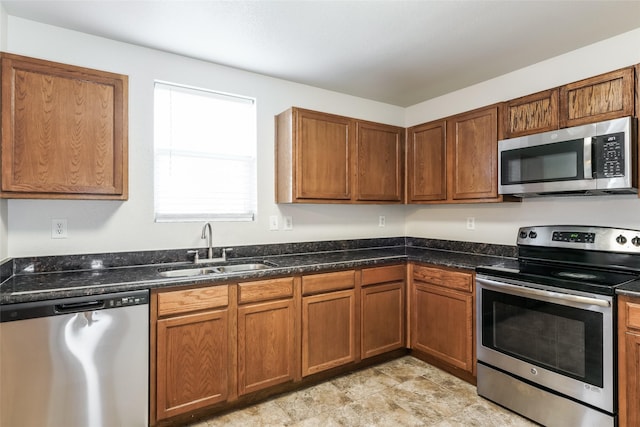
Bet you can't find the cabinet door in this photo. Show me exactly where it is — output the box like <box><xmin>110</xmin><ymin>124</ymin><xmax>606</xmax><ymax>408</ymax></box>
<box><xmin>447</xmin><ymin>106</ymin><xmax>499</xmax><ymax>201</ymax></box>
<box><xmin>622</xmin><ymin>332</ymin><xmax>640</xmax><ymax>427</ymax></box>
<box><xmin>156</xmin><ymin>309</ymin><xmax>228</xmax><ymax>420</ymax></box>
<box><xmin>302</xmin><ymin>289</ymin><xmax>356</xmax><ymax>376</ymax></box>
<box><xmin>504</xmin><ymin>89</ymin><xmax>559</xmax><ymax>138</ymax></box>
<box><xmin>407</xmin><ymin>120</ymin><xmax>447</xmax><ymax>202</ymax></box>
<box><xmin>295</xmin><ymin>109</ymin><xmax>353</xmax><ymax>200</ymax></box>
<box><xmin>237</xmin><ymin>299</ymin><xmax>295</xmax><ymax>395</ymax></box>
<box><xmin>355</xmin><ymin>121</ymin><xmax>404</xmax><ymax>202</ymax></box>
<box><xmin>559</xmin><ymin>67</ymin><xmax>634</xmax><ymax>128</ymax></box>
<box><xmin>0</xmin><ymin>53</ymin><xmax>128</xmax><ymax>199</ymax></box>
<box><xmin>411</xmin><ymin>282</ymin><xmax>474</xmax><ymax>374</ymax></box>
<box><xmin>619</xmin><ymin>296</ymin><xmax>640</xmax><ymax>427</ymax></box>
<box><xmin>361</xmin><ymin>282</ymin><xmax>404</xmax><ymax>358</ymax></box>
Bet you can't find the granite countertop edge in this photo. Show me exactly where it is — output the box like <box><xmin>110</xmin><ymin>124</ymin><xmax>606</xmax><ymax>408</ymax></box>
<box><xmin>0</xmin><ymin>246</ymin><xmax>517</xmax><ymax>305</ymax></box>
<box><xmin>616</xmin><ymin>280</ymin><xmax>640</xmax><ymax>298</ymax></box>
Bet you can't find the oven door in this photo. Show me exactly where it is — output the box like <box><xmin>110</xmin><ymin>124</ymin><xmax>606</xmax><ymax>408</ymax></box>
<box><xmin>476</xmin><ymin>275</ymin><xmax>614</xmax><ymax>413</ymax></box>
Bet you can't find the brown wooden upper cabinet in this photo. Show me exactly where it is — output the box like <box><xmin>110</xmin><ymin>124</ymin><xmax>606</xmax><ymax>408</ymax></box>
<box><xmin>0</xmin><ymin>53</ymin><xmax>128</xmax><ymax>199</ymax></box>
<box><xmin>275</xmin><ymin>107</ymin><xmax>404</xmax><ymax>203</ymax></box>
<box><xmin>447</xmin><ymin>106</ymin><xmax>500</xmax><ymax>201</ymax></box>
<box><xmin>560</xmin><ymin>67</ymin><xmax>635</xmax><ymax>128</ymax></box>
<box><xmin>503</xmin><ymin>89</ymin><xmax>559</xmax><ymax>139</ymax></box>
<box><xmin>354</xmin><ymin>120</ymin><xmax>404</xmax><ymax>202</ymax></box>
<box><xmin>406</xmin><ymin>120</ymin><xmax>447</xmax><ymax>202</ymax></box>
<box><xmin>503</xmin><ymin>66</ymin><xmax>636</xmax><ymax>138</ymax></box>
<box><xmin>407</xmin><ymin>105</ymin><xmax>502</xmax><ymax>204</ymax></box>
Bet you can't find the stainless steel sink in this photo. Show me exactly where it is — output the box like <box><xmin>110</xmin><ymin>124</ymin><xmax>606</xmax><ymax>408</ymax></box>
<box><xmin>158</xmin><ymin>267</ymin><xmax>221</xmax><ymax>278</ymax></box>
<box><xmin>158</xmin><ymin>263</ymin><xmax>274</xmax><ymax>278</ymax></box>
<box><xmin>216</xmin><ymin>263</ymin><xmax>273</xmax><ymax>273</ymax></box>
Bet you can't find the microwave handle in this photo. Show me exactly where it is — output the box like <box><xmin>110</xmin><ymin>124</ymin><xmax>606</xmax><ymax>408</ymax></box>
<box><xmin>584</xmin><ymin>137</ymin><xmax>594</xmax><ymax>179</ymax></box>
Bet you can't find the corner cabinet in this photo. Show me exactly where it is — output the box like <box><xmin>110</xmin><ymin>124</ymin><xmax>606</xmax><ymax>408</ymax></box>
<box><xmin>409</xmin><ymin>264</ymin><xmax>475</xmax><ymax>383</ymax></box>
<box><xmin>275</xmin><ymin>107</ymin><xmax>404</xmax><ymax>204</ymax></box>
<box><xmin>0</xmin><ymin>52</ymin><xmax>128</xmax><ymax>199</ymax></box>
<box><xmin>618</xmin><ymin>295</ymin><xmax>640</xmax><ymax>427</ymax></box>
<box><xmin>152</xmin><ymin>285</ymin><xmax>234</xmax><ymax>423</ymax></box>
<box><xmin>407</xmin><ymin>105</ymin><xmax>502</xmax><ymax>204</ymax></box>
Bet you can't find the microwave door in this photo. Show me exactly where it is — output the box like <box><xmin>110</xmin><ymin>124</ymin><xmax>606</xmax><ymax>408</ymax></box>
<box><xmin>499</xmin><ymin>137</ymin><xmax>596</xmax><ymax>195</ymax></box>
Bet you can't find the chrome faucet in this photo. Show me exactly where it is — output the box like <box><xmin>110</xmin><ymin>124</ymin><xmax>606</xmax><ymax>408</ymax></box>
<box><xmin>201</xmin><ymin>222</ymin><xmax>213</xmax><ymax>260</ymax></box>
<box><xmin>188</xmin><ymin>223</ymin><xmax>231</xmax><ymax>263</ymax></box>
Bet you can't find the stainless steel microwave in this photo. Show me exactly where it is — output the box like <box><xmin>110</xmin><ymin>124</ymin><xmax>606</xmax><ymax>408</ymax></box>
<box><xmin>498</xmin><ymin>116</ymin><xmax>637</xmax><ymax>197</ymax></box>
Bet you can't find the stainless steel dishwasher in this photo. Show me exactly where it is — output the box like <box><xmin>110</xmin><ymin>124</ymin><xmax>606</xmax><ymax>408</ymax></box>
<box><xmin>0</xmin><ymin>289</ymin><xmax>149</xmax><ymax>427</ymax></box>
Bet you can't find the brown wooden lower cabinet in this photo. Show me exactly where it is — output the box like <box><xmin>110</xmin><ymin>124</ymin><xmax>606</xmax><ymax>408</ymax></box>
<box><xmin>618</xmin><ymin>295</ymin><xmax>640</xmax><ymax>427</ymax></box>
<box><xmin>237</xmin><ymin>295</ymin><xmax>296</xmax><ymax>395</ymax></box>
<box><xmin>410</xmin><ymin>264</ymin><xmax>475</xmax><ymax>382</ymax></box>
<box><xmin>156</xmin><ymin>308</ymin><xmax>229</xmax><ymax>420</ymax></box>
<box><xmin>302</xmin><ymin>288</ymin><xmax>357</xmax><ymax>376</ymax></box>
<box><xmin>361</xmin><ymin>265</ymin><xmax>405</xmax><ymax>359</ymax></box>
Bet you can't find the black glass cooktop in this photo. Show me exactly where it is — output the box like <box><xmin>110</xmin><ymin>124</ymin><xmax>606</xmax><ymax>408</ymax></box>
<box><xmin>477</xmin><ymin>261</ymin><xmax>640</xmax><ymax>296</ymax></box>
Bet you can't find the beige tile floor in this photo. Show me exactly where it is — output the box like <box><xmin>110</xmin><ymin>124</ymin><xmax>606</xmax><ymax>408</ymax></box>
<box><xmin>188</xmin><ymin>356</ymin><xmax>538</xmax><ymax>426</ymax></box>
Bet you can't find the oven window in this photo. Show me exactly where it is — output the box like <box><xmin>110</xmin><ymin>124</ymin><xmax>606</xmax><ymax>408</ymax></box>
<box><xmin>501</xmin><ymin>139</ymin><xmax>584</xmax><ymax>185</ymax></box>
<box><xmin>481</xmin><ymin>289</ymin><xmax>603</xmax><ymax>387</ymax></box>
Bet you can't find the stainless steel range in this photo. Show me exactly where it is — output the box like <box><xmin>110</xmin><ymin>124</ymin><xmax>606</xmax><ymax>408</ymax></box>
<box><xmin>476</xmin><ymin>225</ymin><xmax>640</xmax><ymax>427</ymax></box>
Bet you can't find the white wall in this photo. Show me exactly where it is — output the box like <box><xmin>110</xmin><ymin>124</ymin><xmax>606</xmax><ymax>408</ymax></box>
<box><xmin>405</xmin><ymin>27</ymin><xmax>640</xmax><ymax>246</ymax></box>
<box><xmin>4</xmin><ymin>17</ymin><xmax>406</xmax><ymax>257</ymax></box>
<box><xmin>0</xmin><ymin>3</ymin><xmax>8</xmax><ymax>261</ymax></box>
<box><xmin>3</xmin><ymin>17</ymin><xmax>640</xmax><ymax>256</ymax></box>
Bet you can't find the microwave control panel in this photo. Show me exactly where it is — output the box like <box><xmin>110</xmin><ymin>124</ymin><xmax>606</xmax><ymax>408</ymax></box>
<box><xmin>594</xmin><ymin>132</ymin><xmax>624</xmax><ymax>177</ymax></box>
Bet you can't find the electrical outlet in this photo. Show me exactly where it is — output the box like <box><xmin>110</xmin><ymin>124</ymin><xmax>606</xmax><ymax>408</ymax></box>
<box><xmin>269</xmin><ymin>215</ymin><xmax>279</xmax><ymax>231</ymax></box>
<box><xmin>51</xmin><ymin>219</ymin><xmax>68</xmax><ymax>239</ymax></box>
<box><xmin>378</xmin><ymin>215</ymin><xmax>386</xmax><ymax>227</ymax></box>
<box><xmin>283</xmin><ymin>216</ymin><xmax>293</xmax><ymax>230</ymax></box>
<box><xmin>466</xmin><ymin>217</ymin><xmax>475</xmax><ymax>230</ymax></box>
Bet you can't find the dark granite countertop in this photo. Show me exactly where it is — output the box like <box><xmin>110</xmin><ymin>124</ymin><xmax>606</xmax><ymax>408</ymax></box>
<box><xmin>0</xmin><ymin>240</ymin><xmax>517</xmax><ymax>305</ymax></box>
<box><xmin>616</xmin><ymin>279</ymin><xmax>640</xmax><ymax>298</ymax></box>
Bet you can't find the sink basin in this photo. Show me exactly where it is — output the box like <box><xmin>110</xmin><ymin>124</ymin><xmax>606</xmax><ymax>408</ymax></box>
<box><xmin>216</xmin><ymin>263</ymin><xmax>273</xmax><ymax>273</ymax></box>
<box><xmin>158</xmin><ymin>267</ymin><xmax>221</xmax><ymax>278</ymax></box>
<box><xmin>158</xmin><ymin>262</ymin><xmax>275</xmax><ymax>278</ymax></box>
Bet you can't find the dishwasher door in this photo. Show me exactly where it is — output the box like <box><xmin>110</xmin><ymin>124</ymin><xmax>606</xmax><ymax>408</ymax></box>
<box><xmin>0</xmin><ymin>290</ymin><xmax>149</xmax><ymax>427</ymax></box>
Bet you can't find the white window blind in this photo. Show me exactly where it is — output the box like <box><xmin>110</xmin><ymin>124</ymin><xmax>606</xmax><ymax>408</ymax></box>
<box><xmin>154</xmin><ymin>82</ymin><xmax>257</xmax><ymax>222</ymax></box>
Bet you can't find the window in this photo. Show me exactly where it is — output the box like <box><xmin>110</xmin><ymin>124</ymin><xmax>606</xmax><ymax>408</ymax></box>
<box><xmin>154</xmin><ymin>82</ymin><xmax>257</xmax><ymax>222</ymax></box>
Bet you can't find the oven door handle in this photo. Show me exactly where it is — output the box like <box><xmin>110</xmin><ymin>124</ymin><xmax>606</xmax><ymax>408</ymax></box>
<box><xmin>476</xmin><ymin>277</ymin><xmax>611</xmax><ymax>308</ymax></box>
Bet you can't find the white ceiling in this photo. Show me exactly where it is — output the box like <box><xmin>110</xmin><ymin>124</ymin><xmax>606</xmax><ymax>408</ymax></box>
<box><xmin>3</xmin><ymin>1</ymin><xmax>640</xmax><ymax>107</ymax></box>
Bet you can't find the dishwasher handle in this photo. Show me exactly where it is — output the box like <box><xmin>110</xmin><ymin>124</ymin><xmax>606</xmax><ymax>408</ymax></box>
<box><xmin>55</xmin><ymin>300</ymin><xmax>104</xmax><ymax>314</ymax></box>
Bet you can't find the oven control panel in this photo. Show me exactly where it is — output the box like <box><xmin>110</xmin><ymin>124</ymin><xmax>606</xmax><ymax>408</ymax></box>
<box><xmin>551</xmin><ymin>231</ymin><xmax>595</xmax><ymax>243</ymax></box>
<box><xmin>517</xmin><ymin>225</ymin><xmax>640</xmax><ymax>254</ymax></box>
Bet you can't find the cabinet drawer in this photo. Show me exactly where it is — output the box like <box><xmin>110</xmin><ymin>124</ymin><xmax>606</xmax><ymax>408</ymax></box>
<box><xmin>158</xmin><ymin>285</ymin><xmax>229</xmax><ymax>317</ymax></box>
<box><xmin>361</xmin><ymin>264</ymin><xmax>405</xmax><ymax>286</ymax></box>
<box><xmin>302</xmin><ymin>270</ymin><xmax>355</xmax><ymax>295</ymax></box>
<box><xmin>625</xmin><ymin>301</ymin><xmax>640</xmax><ymax>331</ymax></box>
<box><xmin>412</xmin><ymin>265</ymin><xmax>472</xmax><ymax>292</ymax></box>
<box><xmin>238</xmin><ymin>277</ymin><xmax>294</xmax><ymax>304</ymax></box>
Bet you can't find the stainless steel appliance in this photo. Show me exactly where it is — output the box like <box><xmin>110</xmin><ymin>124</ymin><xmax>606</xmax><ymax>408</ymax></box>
<box><xmin>476</xmin><ymin>226</ymin><xmax>640</xmax><ymax>427</ymax></box>
<box><xmin>0</xmin><ymin>290</ymin><xmax>149</xmax><ymax>427</ymax></box>
<box><xmin>498</xmin><ymin>116</ymin><xmax>637</xmax><ymax>196</ymax></box>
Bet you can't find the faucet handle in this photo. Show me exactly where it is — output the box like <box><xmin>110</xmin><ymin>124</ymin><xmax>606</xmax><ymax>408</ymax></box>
<box><xmin>187</xmin><ymin>250</ymin><xmax>199</xmax><ymax>263</ymax></box>
<box><xmin>222</xmin><ymin>247</ymin><xmax>233</xmax><ymax>260</ymax></box>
